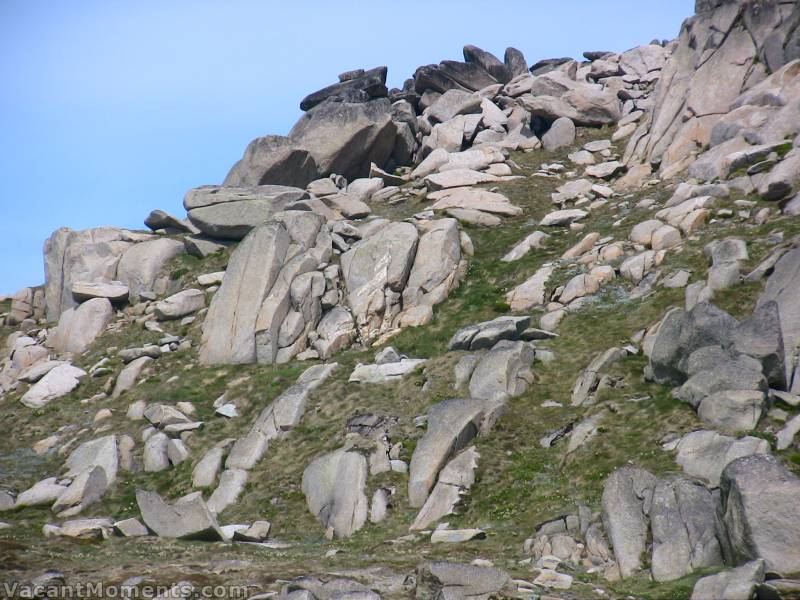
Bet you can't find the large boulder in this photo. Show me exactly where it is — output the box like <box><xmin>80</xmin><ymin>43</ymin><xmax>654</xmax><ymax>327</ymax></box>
<box><xmin>340</xmin><ymin>221</ymin><xmax>418</xmax><ymax>341</ymax></box>
<box><xmin>649</xmin><ymin>302</ymin><xmax>738</xmax><ymax>386</ymax></box>
<box><xmin>675</xmin><ymin>430</ymin><xmax>769</xmax><ymax>487</ymax></box>
<box><xmin>719</xmin><ymin>454</ymin><xmax>800</xmax><ymax>574</ymax></box>
<box><xmin>601</xmin><ymin>467</ymin><xmax>657</xmax><ymax>579</ymax></box>
<box><xmin>301</xmin><ymin>448</ymin><xmax>368</xmax><ymax>539</ymax></box>
<box><xmin>116</xmin><ymin>238</ymin><xmax>185</xmax><ymax>302</ymax></box>
<box><xmin>415</xmin><ymin>561</ymin><xmax>513</xmax><ymax>599</ymax></box>
<box><xmin>43</xmin><ymin>226</ymin><xmax>132</xmax><ymax>320</ymax></box>
<box><xmin>289</xmin><ymin>99</ymin><xmax>398</xmax><ymax>182</ymax></box>
<box><xmin>757</xmin><ymin>248</ymin><xmax>800</xmax><ymax>392</ymax></box>
<box><xmin>183</xmin><ymin>185</ymin><xmax>309</xmax><ymax>240</ymax></box>
<box><xmin>20</xmin><ymin>364</ymin><xmax>87</xmax><ymax>408</ymax></box>
<box><xmin>199</xmin><ymin>221</ymin><xmax>291</xmax><ymax>364</ymax></box>
<box><xmin>468</xmin><ymin>340</ymin><xmax>535</xmax><ymax>401</ymax></box>
<box><xmin>136</xmin><ymin>490</ymin><xmax>226</xmax><ymax>541</ymax></box>
<box><xmin>650</xmin><ymin>476</ymin><xmax>722</xmax><ymax>582</ymax></box>
<box><xmin>408</xmin><ymin>398</ymin><xmax>494</xmax><ymax>508</ymax></box>
<box><xmin>223</xmin><ymin>135</ymin><xmax>318</xmax><ymax>188</ymax></box>
<box><xmin>402</xmin><ymin>218</ymin><xmax>463</xmax><ymax>310</ymax></box>
<box><xmin>691</xmin><ymin>560</ymin><xmax>765</xmax><ymax>600</ymax></box>
<box><xmin>48</xmin><ymin>297</ymin><xmax>113</xmax><ymax>354</ymax></box>
<box><xmin>226</xmin><ymin>98</ymin><xmax>402</xmax><ymax>189</ymax></box>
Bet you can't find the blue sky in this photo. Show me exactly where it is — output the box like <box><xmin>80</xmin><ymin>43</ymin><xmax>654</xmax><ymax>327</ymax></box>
<box><xmin>0</xmin><ymin>0</ymin><xmax>694</xmax><ymax>295</ymax></box>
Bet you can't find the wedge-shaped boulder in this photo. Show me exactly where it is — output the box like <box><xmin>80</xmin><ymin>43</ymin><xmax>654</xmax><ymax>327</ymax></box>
<box><xmin>223</xmin><ymin>135</ymin><xmax>318</xmax><ymax>188</ymax></box>
<box><xmin>200</xmin><ymin>221</ymin><xmax>290</xmax><ymax>364</ymax></box>
<box><xmin>20</xmin><ymin>364</ymin><xmax>87</xmax><ymax>408</ymax></box>
<box><xmin>601</xmin><ymin>467</ymin><xmax>657</xmax><ymax>579</ymax></box>
<box><xmin>48</xmin><ymin>297</ymin><xmax>113</xmax><ymax>355</ymax></box>
<box><xmin>301</xmin><ymin>448</ymin><xmax>368</xmax><ymax>539</ymax></box>
<box><xmin>136</xmin><ymin>490</ymin><xmax>226</xmax><ymax>541</ymax></box>
<box><xmin>403</xmin><ymin>218</ymin><xmax>463</xmax><ymax>309</ymax></box>
<box><xmin>468</xmin><ymin>340</ymin><xmax>535</xmax><ymax>402</ymax></box>
<box><xmin>410</xmin><ymin>447</ymin><xmax>478</xmax><ymax>531</ymax></box>
<box><xmin>757</xmin><ymin>248</ymin><xmax>800</xmax><ymax>392</ymax></box>
<box><xmin>691</xmin><ymin>560</ymin><xmax>765</xmax><ymax>600</ymax></box>
<box><xmin>720</xmin><ymin>455</ymin><xmax>800</xmax><ymax>574</ymax></box>
<box><xmin>409</xmin><ymin>398</ymin><xmax>495</xmax><ymax>507</ymax></box>
<box><xmin>116</xmin><ymin>238</ymin><xmax>185</xmax><ymax>302</ymax></box>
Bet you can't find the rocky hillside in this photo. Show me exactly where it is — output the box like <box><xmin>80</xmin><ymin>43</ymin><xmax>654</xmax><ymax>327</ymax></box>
<box><xmin>2</xmin><ymin>1</ymin><xmax>800</xmax><ymax>598</ymax></box>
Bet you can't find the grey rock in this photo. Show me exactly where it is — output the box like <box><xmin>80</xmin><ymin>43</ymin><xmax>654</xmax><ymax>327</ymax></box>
<box><xmin>200</xmin><ymin>221</ymin><xmax>291</xmax><ymax>364</ymax></box>
<box><xmin>691</xmin><ymin>560</ymin><xmax>765</xmax><ymax>600</ymax></box>
<box><xmin>116</xmin><ymin>238</ymin><xmax>185</xmax><ymax>301</ymax></box>
<box><xmin>183</xmin><ymin>236</ymin><xmax>228</xmax><ymax>258</ymax></box>
<box><xmin>192</xmin><ymin>447</ymin><xmax>224</xmax><ymax>488</ymax></box>
<box><xmin>468</xmin><ymin>340</ymin><xmax>535</xmax><ymax>402</ymax></box>
<box><xmin>71</xmin><ymin>281</ymin><xmax>129</xmax><ymax>303</ymax></box>
<box><xmin>448</xmin><ymin>316</ymin><xmax>530</xmax><ymax>351</ymax></box>
<box><xmin>720</xmin><ymin>455</ymin><xmax>800</xmax><ymax>574</ymax></box>
<box><xmin>732</xmin><ymin>301</ymin><xmax>786</xmax><ymax>388</ymax></box>
<box><xmin>542</xmin><ymin>117</ymin><xmax>576</xmax><ymax>151</ymax></box>
<box><xmin>144</xmin><ymin>209</ymin><xmax>196</xmax><ymax>233</ymax></box>
<box><xmin>410</xmin><ymin>446</ymin><xmax>479</xmax><ymax>531</ymax></box>
<box><xmin>758</xmin><ymin>248</ymin><xmax>800</xmax><ymax>392</ymax></box>
<box><xmin>20</xmin><ymin>364</ymin><xmax>87</xmax><ymax>408</ymax></box>
<box><xmin>48</xmin><ymin>297</ymin><xmax>113</xmax><ymax>354</ymax></box>
<box><xmin>697</xmin><ymin>389</ymin><xmax>766</xmax><ymax>432</ymax></box>
<box><xmin>601</xmin><ymin>466</ymin><xmax>657</xmax><ymax>578</ymax></box>
<box><xmin>675</xmin><ymin>430</ymin><xmax>769</xmax><ymax>487</ymax></box>
<box><xmin>184</xmin><ymin>185</ymin><xmax>308</xmax><ymax>241</ymax></box>
<box><xmin>301</xmin><ymin>448</ymin><xmax>368</xmax><ymax>539</ymax></box>
<box><xmin>43</xmin><ymin>226</ymin><xmax>132</xmax><ymax>320</ymax></box>
<box><xmin>341</xmin><ymin>221</ymin><xmax>418</xmax><ymax>341</ymax></box>
<box><xmin>649</xmin><ymin>302</ymin><xmax>738</xmax><ymax>386</ymax></box>
<box><xmin>409</xmin><ymin>398</ymin><xmax>495</xmax><ymax>508</ymax></box>
<box><xmin>112</xmin><ymin>356</ymin><xmax>153</xmax><ymax>398</ymax></box>
<box><xmin>415</xmin><ymin>561</ymin><xmax>512</xmax><ymax>600</ymax></box>
<box><xmin>136</xmin><ymin>489</ymin><xmax>226</xmax><ymax>541</ymax></box>
<box><xmin>207</xmin><ymin>468</ymin><xmax>248</xmax><ymax>514</ymax></box>
<box><xmin>299</xmin><ymin>66</ymin><xmax>388</xmax><ymax>111</ymax></box>
<box><xmin>143</xmin><ymin>432</ymin><xmax>170</xmax><ymax>472</ymax></box>
<box><xmin>154</xmin><ymin>289</ymin><xmax>205</xmax><ymax>320</ymax></box>
<box><xmin>650</xmin><ymin>476</ymin><xmax>722</xmax><ymax>582</ymax></box>
<box><xmin>114</xmin><ymin>517</ymin><xmax>149</xmax><ymax>537</ymax></box>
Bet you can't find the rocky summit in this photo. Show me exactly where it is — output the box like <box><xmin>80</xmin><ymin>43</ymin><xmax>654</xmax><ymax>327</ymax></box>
<box><xmin>2</xmin><ymin>1</ymin><xmax>800</xmax><ymax>598</ymax></box>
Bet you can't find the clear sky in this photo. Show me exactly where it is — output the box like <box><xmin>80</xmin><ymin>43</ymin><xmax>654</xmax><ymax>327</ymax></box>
<box><xmin>0</xmin><ymin>0</ymin><xmax>694</xmax><ymax>295</ymax></box>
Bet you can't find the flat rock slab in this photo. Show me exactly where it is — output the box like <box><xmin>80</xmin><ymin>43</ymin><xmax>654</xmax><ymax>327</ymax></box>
<box><xmin>71</xmin><ymin>281</ymin><xmax>129</xmax><ymax>303</ymax></box>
